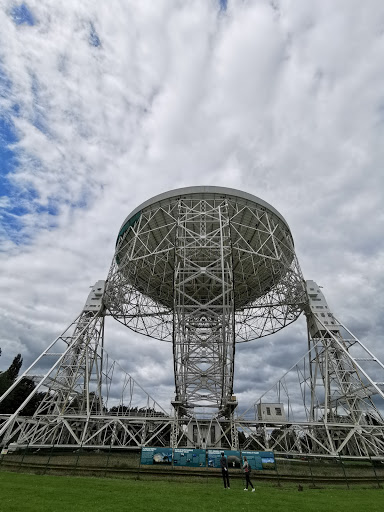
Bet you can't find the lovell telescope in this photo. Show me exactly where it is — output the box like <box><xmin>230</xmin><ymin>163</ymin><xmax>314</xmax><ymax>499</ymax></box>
<box><xmin>1</xmin><ymin>186</ymin><xmax>384</xmax><ymax>457</ymax></box>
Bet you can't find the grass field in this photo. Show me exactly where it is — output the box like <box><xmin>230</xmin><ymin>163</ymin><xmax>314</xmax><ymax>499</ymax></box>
<box><xmin>0</xmin><ymin>471</ymin><xmax>383</xmax><ymax>512</ymax></box>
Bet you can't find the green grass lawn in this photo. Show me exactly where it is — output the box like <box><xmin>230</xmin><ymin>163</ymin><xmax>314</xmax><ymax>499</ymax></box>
<box><xmin>0</xmin><ymin>471</ymin><xmax>383</xmax><ymax>512</ymax></box>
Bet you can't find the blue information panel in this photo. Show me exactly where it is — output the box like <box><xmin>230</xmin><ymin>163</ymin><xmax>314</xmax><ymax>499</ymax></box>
<box><xmin>173</xmin><ymin>448</ymin><xmax>206</xmax><ymax>467</ymax></box>
<box><xmin>141</xmin><ymin>448</ymin><xmax>275</xmax><ymax>470</ymax></box>
<box><xmin>140</xmin><ymin>447</ymin><xmax>173</xmax><ymax>465</ymax></box>
<box><xmin>241</xmin><ymin>451</ymin><xmax>275</xmax><ymax>470</ymax></box>
<box><xmin>207</xmin><ymin>450</ymin><xmax>242</xmax><ymax>469</ymax></box>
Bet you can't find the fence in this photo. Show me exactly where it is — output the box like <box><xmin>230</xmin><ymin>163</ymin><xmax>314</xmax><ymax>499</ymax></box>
<box><xmin>1</xmin><ymin>446</ymin><xmax>383</xmax><ymax>488</ymax></box>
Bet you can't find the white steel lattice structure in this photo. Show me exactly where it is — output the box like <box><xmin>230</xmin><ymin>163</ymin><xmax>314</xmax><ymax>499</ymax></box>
<box><xmin>236</xmin><ymin>280</ymin><xmax>384</xmax><ymax>457</ymax></box>
<box><xmin>104</xmin><ymin>187</ymin><xmax>306</xmax><ymax>419</ymax></box>
<box><xmin>0</xmin><ymin>281</ymin><xmax>171</xmax><ymax>449</ymax></box>
<box><xmin>1</xmin><ymin>186</ymin><xmax>384</xmax><ymax>457</ymax></box>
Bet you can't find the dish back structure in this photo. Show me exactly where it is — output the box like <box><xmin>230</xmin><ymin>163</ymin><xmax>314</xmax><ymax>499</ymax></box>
<box><xmin>104</xmin><ymin>187</ymin><xmax>306</xmax><ymax>416</ymax></box>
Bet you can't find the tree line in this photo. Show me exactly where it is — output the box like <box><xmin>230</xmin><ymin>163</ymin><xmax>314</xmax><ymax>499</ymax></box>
<box><xmin>0</xmin><ymin>349</ymin><xmax>167</xmax><ymax>417</ymax></box>
<box><xmin>0</xmin><ymin>349</ymin><xmax>44</xmax><ymax>415</ymax></box>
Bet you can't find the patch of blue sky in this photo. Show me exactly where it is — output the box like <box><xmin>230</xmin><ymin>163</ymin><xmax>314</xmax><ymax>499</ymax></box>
<box><xmin>1</xmin><ymin>179</ymin><xmax>61</xmax><ymax>245</ymax></box>
<box><xmin>0</xmin><ymin>184</ymin><xmax>36</xmax><ymax>245</ymax></box>
<box><xmin>11</xmin><ymin>3</ymin><xmax>35</xmax><ymax>26</ymax></box>
<box><xmin>0</xmin><ymin>117</ymin><xmax>18</xmax><ymax>177</ymax></box>
<box><xmin>0</xmin><ymin>67</ymin><xmax>59</xmax><ymax>245</ymax></box>
<box><xmin>0</xmin><ymin>63</ymin><xmax>19</xmax><ymax>197</ymax></box>
<box><xmin>89</xmin><ymin>23</ymin><xmax>101</xmax><ymax>47</ymax></box>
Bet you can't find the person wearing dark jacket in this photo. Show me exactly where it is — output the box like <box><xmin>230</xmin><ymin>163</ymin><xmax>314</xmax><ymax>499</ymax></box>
<box><xmin>220</xmin><ymin>452</ymin><xmax>230</xmax><ymax>489</ymax></box>
<box><xmin>243</xmin><ymin>456</ymin><xmax>255</xmax><ymax>491</ymax></box>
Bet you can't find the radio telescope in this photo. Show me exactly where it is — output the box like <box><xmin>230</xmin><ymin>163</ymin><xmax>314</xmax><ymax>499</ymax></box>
<box><xmin>104</xmin><ymin>186</ymin><xmax>306</xmax><ymax>418</ymax></box>
<box><xmin>1</xmin><ymin>186</ymin><xmax>384</xmax><ymax>456</ymax></box>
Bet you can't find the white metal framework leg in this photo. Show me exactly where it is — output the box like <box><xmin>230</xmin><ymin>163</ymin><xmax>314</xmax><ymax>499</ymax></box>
<box><xmin>236</xmin><ymin>281</ymin><xmax>384</xmax><ymax>457</ymax></box>
<box><xmin>172</xmin><ymin>199</ymin><xmax>236</xmax><ymax>416</ymax></box>
<box><xmin>0</xmin><ymin>282</ymin><xmax>170</xmax><ymax>449</ymax></box>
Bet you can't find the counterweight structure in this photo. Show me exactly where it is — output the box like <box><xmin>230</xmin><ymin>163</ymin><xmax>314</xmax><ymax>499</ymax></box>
<box><xmin>1</xmin><ymin>186</ymin><xmax>384</xmax><ymax>457</ymax></box>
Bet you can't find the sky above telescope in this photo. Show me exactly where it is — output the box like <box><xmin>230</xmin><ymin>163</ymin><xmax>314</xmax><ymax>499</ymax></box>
<box><xmin>0</xmin><ymin>0</ymin><xmax>384</xmax><ymax>412</ymax></box>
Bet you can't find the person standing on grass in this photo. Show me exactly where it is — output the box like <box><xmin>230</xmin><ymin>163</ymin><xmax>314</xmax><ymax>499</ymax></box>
<box><xmin>243</xmin><ymin>456</ymin><xmax>255</xmax><ymax>491</ymax></box>
<box><xmin>220</xmin><ymin>452</ymin><xmax>230</xmax><ymax>489</ymax></box>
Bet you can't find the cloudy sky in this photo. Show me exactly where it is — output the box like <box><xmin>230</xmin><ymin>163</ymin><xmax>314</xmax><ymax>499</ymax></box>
<box><xmin>0</xmin><ymin>0</ymin><xmax>383</xmax><ymax>414</ymax></box>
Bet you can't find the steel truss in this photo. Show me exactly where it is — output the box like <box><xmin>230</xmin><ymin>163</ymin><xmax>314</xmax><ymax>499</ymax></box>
<box><xmin>1</xmin><ymin>278</ymin><xmax>384</xmax><ymax>455</ymax></box>
<box><xmin>105</xmin><ymin>195</ymin><xmax>305</xmax><ymax>344</ymax></box>
<box><xmin>234</xmin><ymin>420</ymin><xmax>384</xmax><ymax>457</ymax></box>
<box><xmin>172</xmin><ymin>199</ymin><xmax>235</xmax><ymax>413</ymax></box>
<box><xmin>0</xmin><ymin>282</ymin><xmax>170</xmax><ymax>449</ymax></box>
<box><xmin>104</xmin><ymin>193</ymin><xmax>306</xmax><ymax>423</ymax></box>
<box><xmin>236</xmin><ymin>281</ymin><xmax>384</xmax><ymax>457</ymax></box>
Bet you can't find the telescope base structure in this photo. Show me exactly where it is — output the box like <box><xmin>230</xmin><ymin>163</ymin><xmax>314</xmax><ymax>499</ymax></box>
<box><xmin>1</xmin><ymin>280</ymin><xmax>384</xmax><ymax>457</ymax></box>
<box><xmin>2</xmin><ymin>416</ymin><xmax>384</xmax><ymax>457</ymax></box>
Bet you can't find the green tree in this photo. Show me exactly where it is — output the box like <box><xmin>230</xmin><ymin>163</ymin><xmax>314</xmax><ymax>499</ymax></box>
<box><xmin>4</xmin><ymin>354</ymin><xmax>22</xmax><ymax>382</ymax></box>
<box><xmin>0</xmin><ymin>353</ymin><xmax>44</xmax><ymax>416</ymax></box>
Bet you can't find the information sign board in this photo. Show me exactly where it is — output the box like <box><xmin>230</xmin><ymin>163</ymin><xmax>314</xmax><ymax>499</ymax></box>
<box><xmin>173</xmin><ymin>448</ymin><xmax>206</xmax><ymax>467</ymax></box>
<box><xmin>140</xmin><ymin>447</ymin><xmax>275</xmax><ymax>469</ymax></box>
<box><xmin>140</xmin><ymin>447</ymin><xmax>173</xmax><ymax>465</ymax></box>
<box><xmin>207</xmin><ymin>449</ymin><xmax>241</xmax><ymax>469</ymax></box>
<box><xmin>241</xmin><ymin>450</ymin><xmax>275</xmax><ymax>470</ymax></box>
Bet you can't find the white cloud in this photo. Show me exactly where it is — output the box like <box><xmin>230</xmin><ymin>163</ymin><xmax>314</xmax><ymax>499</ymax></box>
<box><xmin>0</xmin><ymin>197</ymin><xmax>11</xmax><ymax>209</ymax></box>
<box><xmin>0</xmin><ymin>0</ymin><xmax>383</xmax><ymax>413</ymax></box>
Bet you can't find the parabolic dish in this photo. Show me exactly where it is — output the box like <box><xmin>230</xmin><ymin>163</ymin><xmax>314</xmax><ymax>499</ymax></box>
<box><xmin>105</xmin><ymin>186</ymin><xmax>306</xmax><ymax>341</ymax></box>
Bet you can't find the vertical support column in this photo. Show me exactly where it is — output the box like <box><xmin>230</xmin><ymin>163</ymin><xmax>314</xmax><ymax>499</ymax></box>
<box><xmin>170</xmin><ymin>409</ymin><xmax>180</xmax><ymax>449</ymax></box>
<box><xmin>172</xmin><ymin>198</ymin><xmax>236</xmax><ymax>417</ymax></box>
<box><xmin>230</xmin><ymin>413</ymin><xmax>239</xmax><ymax>450</ymax></box>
